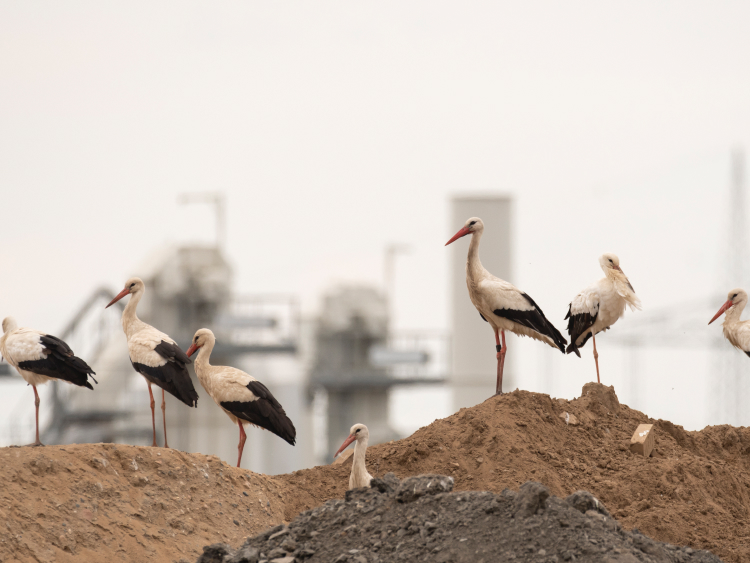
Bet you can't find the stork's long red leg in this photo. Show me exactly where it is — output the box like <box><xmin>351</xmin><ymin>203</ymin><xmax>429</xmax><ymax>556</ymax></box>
<box><xmin>494</xmin><ymin>328</ymin><xmax>507</xmax><ymax>395</ymax></box>
<box><xmin>161</xmin><ymin>388</ymin><xmax>169</xmax><ymax>449</ymax></box>
<box><xmin>237</xmin><ymin>421</ymin><xmax>247</xmax><ymax>468</ymax></box>
<box><xmin>499</xmin><ymin>330</ymin><xmax>507</xmax><ymax>394</ymax></box>
<box><xmin>592</xmin><ymin>333</ymin><xmax>600</xmax><ymax>384</ymax></box>
<box><xmin>147</xmin><ymin>383</ymin><xmax>157</xmax><ymax>447</ymax></box>
<box><xmin>31</xmin><ymin>385</ymin><xmax>43</xmax><ymax>446</ymax></box>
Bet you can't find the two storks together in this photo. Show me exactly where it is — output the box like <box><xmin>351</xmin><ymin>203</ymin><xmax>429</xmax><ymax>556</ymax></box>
<box><xmin>105</xmin><ymin>278</ymin><xmax>295</xmax><ymax>466</ymax></box>
<box><xmin>445</xmin><ymin>217</ymin><xmax>642</xmax><ymax>394</ymax></box>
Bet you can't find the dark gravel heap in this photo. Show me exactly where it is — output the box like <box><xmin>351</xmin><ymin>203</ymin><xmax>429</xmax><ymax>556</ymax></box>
<box><xmin>195</xmin><ymin>474</ymin><xmax>723</xmax><ymax>563</ymax></box>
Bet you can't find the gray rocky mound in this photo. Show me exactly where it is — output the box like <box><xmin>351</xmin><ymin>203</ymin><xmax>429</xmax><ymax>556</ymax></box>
<box><xmin>195</xmin><ymin>473</ymin><xmax>723</xmax><ymax>563</ymax></box>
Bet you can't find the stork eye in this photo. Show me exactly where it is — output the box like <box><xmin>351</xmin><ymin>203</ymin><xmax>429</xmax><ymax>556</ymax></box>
<box><xmin>733</xmin><ymin>294</ymin><xmax>738</xmax><ymax>299</ymax></box>
<box><xmin>609</xmin><ymin>259</ymin><xmax>613</xmax><ymax>263</ymax></box>
<box><xmin>469</xmin><ymin>221</ymin><xmax>476</xmax><ymax>226</ymax></box>
<box><xmin>355</xmin><ymin>429</ymin><xmax>360</xmax><ymax>433</ymax></box>
<box><xmin>129</xmin><ymin>283</ymin><xmax>135</xmax><ymax>288</ymax></box>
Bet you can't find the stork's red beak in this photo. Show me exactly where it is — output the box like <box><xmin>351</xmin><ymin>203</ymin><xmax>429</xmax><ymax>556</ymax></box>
<box><xmin>612</xmin><ymin>264</ymin><xmax>623</xmax><ymax>272</ymax></box>
<box><xmin>105</xmin><ymin>288</ymin><xmax>130</xmax><ymax>309</ymax></box>
<box><xmin>445</xmin><ymin>226</ymin><xmax>471</xmax><ymax>246</ymax></box>
<box><xmin>186</xmin><ymin>343</ymin><xmax>201</xmax><ymax>357</ymax></box>
<box><xmin>709</xmin><ymin>299</ymin><xmax>734</xmax><ymax>325</ymax></box>
<box><xmin>334</xmin><ymin>434</ymin><xmax>356</xmax><ymax>459</ymax></box>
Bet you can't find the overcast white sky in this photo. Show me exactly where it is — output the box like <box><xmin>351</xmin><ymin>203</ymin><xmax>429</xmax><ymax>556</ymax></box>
<box><xmin>2</xmin><ymin>2</ymin><xmax>750</xmax><ymax>431</ymax></box>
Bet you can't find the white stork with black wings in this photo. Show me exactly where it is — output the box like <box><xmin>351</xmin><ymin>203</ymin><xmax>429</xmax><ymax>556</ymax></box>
<box><xmin>187</xmin><ymin>328</ymin><xmax>296</xmax><ymax>467</ymax></box>
<box><xmin>565</xmin><ymin>253</ymin><xmax>642</xmax><ymax>382</ymax></box>
<box><xmin>0</xmin><ymin>317</ymin><xmax>96</xmax><ymax>446</ymax></box>
<box><xmin>446</xmin><ymin>217</ymin><xmax>567</xmax><ymax>395</ymax></box>
<box><xmin>106</xmin><ymin>277</ymin><xmax>198</xmax><ymax>448</ymax></box>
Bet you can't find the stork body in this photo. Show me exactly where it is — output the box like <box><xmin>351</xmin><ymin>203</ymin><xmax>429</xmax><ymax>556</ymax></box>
<box><xmin>0</xmin><ymin>317</ymin><xmax>96</xmax><ymax>446</ymax></box>
<box><xmin>565</xmin><ymin>254</ymin><xmax>642</xmax><ymax>382</ymax></box>
<box><xmin>186</xmin><ymin>328</ymin><xmax>295</xmax><ymax>467</ymax></box>
<box><xmin>445</xmin><ymin>217</ymin><xmax>567</xmax><ymax>395</ymax></box>
<box><xmin>709</xmin><ymin>289</ymin><xmax>750</xmax><ymax>356</ymax></box>
<box><xmin>106</xmin><ymin>278</ymin><xmax>198</xmax><ymax>448</ymax></box>
<box><xmin>334</xmin><ymin>423</ymin><xmax>373</xmax><ymax>490</ymax></box>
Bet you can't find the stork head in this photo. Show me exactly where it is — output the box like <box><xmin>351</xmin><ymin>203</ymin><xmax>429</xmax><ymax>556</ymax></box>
<box><xmin>187</xmin><ymin>328</ymin><xmax>215</xmax><ymax>357</ymax></box>
<box><xmin>709</xmin><ymin>288</ymin><xmax>748</xmax><ymax>325</ymax></box>
<box><xmin>334</xmin><ymin>423</ymin><xmax>369</xmax><ymax>458</ymax></box>
<box><xmin>106</xmin><ymin>277</ymin><xmax>145</xmax><ymax>309</ymax></box>
<box><xmin>445</xmin><ymin>217</ymin><xmax>483</xmax><ymax>246</ymax></box>
<box><xmin>2</xmin><ymin>317</ymin><xmax>18</xmax><ymax>334</ymax></box>
<box><xmin>599</xmin><ymin>253</ymin><xmax>622</xmax><ymax>273</ymax></box>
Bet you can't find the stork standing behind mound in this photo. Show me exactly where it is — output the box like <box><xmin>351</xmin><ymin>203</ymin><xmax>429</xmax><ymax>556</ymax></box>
<box><xmin>334</xmin><ymin>423</ymin><xmax>373</xmax><ymax>490</ymax></box>
<box><xmin>186</xmin><ymin>328</ymin><xmax>296</xmax><ymax>467</ymax></box>
<box><xmin>106</xmin><ymin>277</ymin><xmax>198</xmax><ymax>448</ymax></box>
<box><xmin>565</xmin><ymin>253</ymin><xmax>642</xmax><ymax>383</ymax></box>
<box><xmin>0</xmin><ymin>317</ymin><xmax>96</xmax><ymax>446</ymax></box>
<box><xmin>709</xmin><ymin>289</ymin><xmax>750</xmax><ymax>357</ymax></box>
<box><xmin>445</xmin><ymin>217</ymin><xmax>567</xmax><ymax>395</ymax></box>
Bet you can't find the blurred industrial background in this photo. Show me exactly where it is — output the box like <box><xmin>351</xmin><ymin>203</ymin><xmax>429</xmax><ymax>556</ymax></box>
<box><xmin>2</xmin><ymin>3</ymin><xmax>750</xmax><ymax>474</ymax></box>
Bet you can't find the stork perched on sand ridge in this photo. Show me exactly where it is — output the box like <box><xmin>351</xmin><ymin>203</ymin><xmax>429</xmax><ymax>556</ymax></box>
<box><xmin>187</xmin><ymin>328</ymin><xmax>296</xmax><ymax>467</ymax></box>
<box><xmin>445</xmin><ymin>217</ymin><xmax>567</xmax><ymax>395</ymax></box>
<box><xmin>0</xmin><ymin>317</ymin><xmax>96</xmax><ymax>446</ymax></box>
<box><xmin>106</xmin><ymin>277</ymin><xmax>198</xmax><ymax>448</ymax></box>
<box><xmin>564</xmin><ymin>253</ymin><xmax>642</xmax><ymax>383</ymax></box>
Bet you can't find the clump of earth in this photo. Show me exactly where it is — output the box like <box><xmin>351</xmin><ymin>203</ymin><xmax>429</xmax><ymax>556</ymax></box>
<box><xmin>196</xmin><ymin>473</ymin><xmax>722</xmax><ymax>563</ymax></box>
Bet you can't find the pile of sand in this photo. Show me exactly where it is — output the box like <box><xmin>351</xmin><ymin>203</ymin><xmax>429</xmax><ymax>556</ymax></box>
<box><xmin>1</xmin><ymin>383</ymin><xmax>748</xmax><ymax>562</ymax></box>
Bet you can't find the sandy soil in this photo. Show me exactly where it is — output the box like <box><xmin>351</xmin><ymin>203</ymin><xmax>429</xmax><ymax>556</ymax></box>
<box><xmin>1</xmin><ymin>383</ymin><xmax>748</xmax><ymax>562</ymax></box>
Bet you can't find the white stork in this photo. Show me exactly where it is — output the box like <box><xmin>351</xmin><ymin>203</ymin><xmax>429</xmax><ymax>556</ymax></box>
<box><xmin>186</xmin><ymin>328</ymin><xmax>296</xmax><ymax>467</ymax></box>
<box><xmin>565</xmin><ymin>253</ymin><xmax>642</xmax><ymax>382</ymax></box>
<box><xmin>334</xmin><ymin>423</ymin><xmax>373</xmax><ymax>490</ymax></box>
<box><xmin>106</xmin><ymin>277</ymin><xmax>198</xmax><ymax>448</ymax></box>
<box><xmin>0</xmin><ymin>317</ymin><xmax>96</xmax><ymax>446</ymax></box>
<box><xmin>709</xmin><ymin>289</ymin><xmax>750</xmax><ymax>357</ymax></box>
<box><xmin>445</xmin><ymin>217</ymin><xmax>567</xmax><ymax>395</ymax></box>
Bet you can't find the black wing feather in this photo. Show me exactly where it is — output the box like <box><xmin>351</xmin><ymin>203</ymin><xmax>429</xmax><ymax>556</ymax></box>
<box><xmin>153</xmin><ymin>340</ymin><xmax>193</xmax><ymax>365</ymax></box>
<box><xmin>17</xmin><ymin>334</ymin><xmax>96</xmax><ymax>389</ymax></box>
<box><xmin>132</xmin><ymin>340</ymin><xmax>198</xmax><ymax>407</ymax></box>
<box><xmin>493</xmin><ymin>293</ymin><xmax>567</xmax><ymax>353</ymax></box>
<box><xmin>564</xmin><ymin>303</ymin><xmax>598</xmax><ymax>357</ymax></box>
<box><xmin>221</xmin><ymin>380</ymin><xmax>296</xmax><ymax>446</ymax></box>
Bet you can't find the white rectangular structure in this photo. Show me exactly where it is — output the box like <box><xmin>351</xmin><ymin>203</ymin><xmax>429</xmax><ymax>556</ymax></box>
<box><xmin>449</xmin><ymin>195</ymin><xmax>514</xmax><ymax>410</ymax></box>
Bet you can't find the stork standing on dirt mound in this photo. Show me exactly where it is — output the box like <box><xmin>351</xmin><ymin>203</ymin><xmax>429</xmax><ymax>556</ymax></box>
<box><xmin>334</xmin><ymin>423</ymin><xmax>373</xmax><ymax>490</ymax></box>
<box><xmin>187</xmin><ymin>328</ymin><xmax>295</xmax><ymax>467</ymax></box>
<box><xmin>565</xmin><ymin>253</ymin><xmax>642</xmax><ymax>383</ymax></box>
<box><xmin>709</xmin><ymin>289</ymin><xmax>750</xmax><ymax>357</ymax></box>
<box><xmin>106</xmin><ymin>277</ymin><xmax>198</xmax><ymax>448</ymax></box>
<box><xmin>445</xmin><ymin>217</ymin><xmax>567</xmax><ymax>395</ymax></box>
<box><xmin>0</xmin><ymin>317</ymin><xmax>97</xmax><ymax>446</ymax></box>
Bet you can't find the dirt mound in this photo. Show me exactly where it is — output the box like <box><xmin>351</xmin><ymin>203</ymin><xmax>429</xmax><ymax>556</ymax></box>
<box><xmin>277</xmin><ymin>383</ymin><xmax>750</xmax><ymax>563</ymax></box>
<box><xmin>2</xmin><ymin>383</ymin><xmax>749</xmax><ymax>562</ymax></box>
<box><xmin>0</xmin><ymin>444</ymin><xmax>290</xmax><ymax>563</ymax></box>
<box><xmin>196</xmin><ymin>474</ymin><xmax>722</xmax><ymax>563</ymax></box>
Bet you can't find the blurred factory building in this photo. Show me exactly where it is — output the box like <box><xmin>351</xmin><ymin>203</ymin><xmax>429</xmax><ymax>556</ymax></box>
<box><xmin>0</xmin><ymin>193</ymin><xmax>515</xmax><ymax>472</ymax></box>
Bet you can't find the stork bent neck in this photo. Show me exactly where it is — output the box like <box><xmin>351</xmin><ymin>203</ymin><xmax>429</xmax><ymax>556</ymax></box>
<box><xmin>466</xmin><ymin>229</ymin><xmax>487</xmax><ymax>285</ymax></box>
<box><xmin>194</xmin><ymin>334</ymin><xmax>216</xmax><ymax>371</ymax></box>
<box><xmin>122</xmin><ymin>288</ymin><xmax>146</xmax><ymax>338</ymax></box>
<box><xmin>723</xmin><ymin>298</ymin><xmax>747</xmax><ymax>325</ymax></box>
<box><xmin>351</xmin><ymin>434</ymin><xmax>371</xmax><ymax>488</ymax></box>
